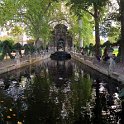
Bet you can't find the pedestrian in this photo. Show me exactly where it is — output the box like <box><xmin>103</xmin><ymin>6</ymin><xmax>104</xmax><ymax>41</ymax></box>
<box><xmin>81</xmin><ymin>48</ymin><xmax>84</xmax><ymax>55</ymax></box>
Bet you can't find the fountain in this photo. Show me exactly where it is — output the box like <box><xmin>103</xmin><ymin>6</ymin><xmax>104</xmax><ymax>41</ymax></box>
<box><xmin>50</xmin><ymin>24</ymin><xmax>72</xmax><ymax>60</ymax></box>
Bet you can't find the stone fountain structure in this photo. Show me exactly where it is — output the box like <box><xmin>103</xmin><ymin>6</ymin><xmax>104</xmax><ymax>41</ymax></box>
<box><xmin>50</xmin><ymin>24</ymin><xmax>72</xmax><ymax>60</ymax></box>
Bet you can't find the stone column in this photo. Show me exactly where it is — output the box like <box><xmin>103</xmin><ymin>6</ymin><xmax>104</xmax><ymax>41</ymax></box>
<box><xmin>79</xmin><ymin>18</ymin><xmax>83</xmax><ymax>48</ymax></box>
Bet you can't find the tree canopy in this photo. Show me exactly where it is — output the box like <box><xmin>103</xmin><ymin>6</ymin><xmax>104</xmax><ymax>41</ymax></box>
<box><xmin>0</xmin><ymin>0</ymin><xmax>124</xmax><ymax>61</ymax></box>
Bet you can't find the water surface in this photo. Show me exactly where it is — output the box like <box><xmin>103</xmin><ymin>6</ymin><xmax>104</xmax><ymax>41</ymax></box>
<box><xmin>0</xmin><ymin>59</ymin><xmax>123</xmax><ymax>124</ymax></box>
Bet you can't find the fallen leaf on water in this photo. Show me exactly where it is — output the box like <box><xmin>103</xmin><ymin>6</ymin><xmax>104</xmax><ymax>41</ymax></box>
<box><xmin>13</xmin><ymin>114</ymin><xmax>16</xmax><ymax>116</ymax></box>
<box><xmin>7</xmin><ymin>116</ymin><xmax>11</xmax><ymax>119</ymax></box>
<box><xmin>17</xmin><ymin>121</ymin><xmax>23</xmax><ymax>124</ymax></box>
<box><xmin>9</xmin><ymin>108</ymin><xmax>12</xmax><ymax>111</ymax></box>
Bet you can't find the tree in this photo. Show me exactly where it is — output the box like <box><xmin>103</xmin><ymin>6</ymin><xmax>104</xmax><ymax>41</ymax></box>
<box><xmin>1</xmin><ymin>0</ymin><xmax>95</xmax><ymax>50</ymax></box>
<box><xmin>14</xmin><ymin>42</ymin><xmax>23</xmax><ymax>56</ymax></box>
<box><xmin>10</xmin><ymin>26</ymin><xmax>24</xmax><ymax>43</ymax></box>
<box><xmin>0</xmin><ymin>0</ymin><xmax>57</xmax><ymax>46</ymax></box>
<box><xmin>67</xmin><ymin>0</ymin><xmax>109</xmax><ymax>57</ymax></box>
<box><xmin>99</xmin><ymin>0</ymin><xmax>120</xmax><ymax>42</ymax></box>
<box><xmin>53</xmin><ymin>1</ymin><xmax>94</xmax><ymax>48</ymax></box>
<box><xmin>16</xmin><ymin>0</ymin><xmax>57</xmax><ymax>43</ymax></box>
<box><xmin>68</xmin><ymin>12</ymin><xmax>94</xmax><ymax>47</ymax></box>
<box><xmin>120</xmin><ymin>0</ymin><xmax>124</xmax><ymax>62</ymax></box>
<box><xmin>110</xmin><ymin>0</ymin><xmax>124</xmax><ymax>62</ymax></box>
<box><xmin>0</xmin><ymin>39</ymin><xmax>14</xmax><ymax>60</ymax></box>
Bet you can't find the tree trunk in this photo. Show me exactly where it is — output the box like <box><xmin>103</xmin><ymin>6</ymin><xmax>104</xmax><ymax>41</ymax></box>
<box><xmin>94</xmin><ymin>4</ymin><xmax>100</xmax><ymax>58</ymax></box>
<box><xmin>120</xmin><ymin>0</ymin><xmax>124</xmax><ymax>62</ymax></box>
<box><xmin>34</xmin><ymin>37</ymin><xmax>40</xmax><ymax>46</ymax></box>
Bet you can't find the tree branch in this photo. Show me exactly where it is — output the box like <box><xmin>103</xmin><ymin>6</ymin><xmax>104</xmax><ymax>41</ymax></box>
<box><xmin>83</xmin><ymin>7</ymin><xmax>95</xmax><ymax>17</ymax></box>
<box><xmin>44</xmin><ymin>2</ymin><xmax>51</xmax><ymax>14</ymax></box>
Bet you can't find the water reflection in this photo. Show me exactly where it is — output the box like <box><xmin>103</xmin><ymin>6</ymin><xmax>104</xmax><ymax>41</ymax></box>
<box><xmin>0</xmin><ymin>59</ymin><xmax>123</xmax><ymax>124</ymax></box>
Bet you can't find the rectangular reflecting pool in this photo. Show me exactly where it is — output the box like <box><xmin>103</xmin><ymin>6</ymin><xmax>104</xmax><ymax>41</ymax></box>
<box><xmin>0</xmin><ymin>59</ymin><xmax>124</xmax><ymax>124</ymax></box>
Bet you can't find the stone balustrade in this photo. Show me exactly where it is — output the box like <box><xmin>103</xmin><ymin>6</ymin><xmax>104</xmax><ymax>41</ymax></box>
<box><xmin>70</xmin><ymin>51</ymin><xmax>124</xmax><ymax>84</ymax></box>
<box><xmin>0</xmin><ymin>52</ymin><xmax>51</xmax><ymax>74</ymax></box>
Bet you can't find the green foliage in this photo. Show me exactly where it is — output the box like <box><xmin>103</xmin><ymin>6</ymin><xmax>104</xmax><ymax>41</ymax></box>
<box><xmin>27</xmin><ymin>39</ymin><xmax>35</xmax><ymax>44</ymax></box>
<box><xmin>10</xmin><ymin>26</ymin><xmax>23</xmax><ymax>36</ymax></box>
<box><xmin>108</xmin><ymin>26</ymin><xmax>120</xmax><ymax>42</ymax></box>
<box><xmin>0</xmin><ymin>35</ymin><xmax>15</xmax><ymax>42</ymax></box>
<box><xmin>67</xmin><ymin>0</ymin><xmax>108</xmax><ymax>14</ymax></box>
<box><xmin>100</xmin><ymin>0</ymin><xmax>120</xmax><ymax>44</ymax></box>
<box><xmin>113</xmin><ymin>48</ymin><xmax>118</xmax><ymax>56</ymax></box>
<box><xmin>66</xmin><ymin>0</ymin><xmax>109</xmax><ymax>56</ymax></box>
<box><xmin>0</xmin><ymin>0</ymin><xmax>121</xmax><ymax>57</ymax></box>
<box><xmin>82</xmin><ymin>13</ymin><xmax>94</xmax><ymax>46</ymax></box>
<box><xmin>100</xmin><ymin>20</ymin><xmax>120</xmax><ymax>42</ymax></box>
<box><xmin>3</xmin><ymin>39</ymin><xmax>14</xmax><ymax>47</ymax></box>
<box><xmin>17</xmin><ymin>0</ymin><xmax>54</xmax><ymax>41</ymax></box>
<box><xmin>23</xmin><ymin>44</ymin><xmax>35</xmax><ymax>55</ymax></box>
<box><xmin>0</xmin><ymin>39</ymin><xmax>15</xmax><ymax>60</ymax></box>
<box><xmin>0</xmin><ymin>0</ymin><xmax>58</xmax><ymax>43</ymax></box>
<box><xmin>67</xmin><ymin>11</ymin><xmax>94</xmax><ymax>47</ymax></box>
<box><xmin>13</xmin><ymin>42</ymin><xmax>23</xmax><ymax>56</ymax></box>
<box><xmin>102</xmin><ymin>40</ymin><xmax>111</xmax><ymax>48</ymax></box>
<box><xmin>0</xmin><ymin>0</ymin><xmax>19</xmax><ymax>26</ymax></box>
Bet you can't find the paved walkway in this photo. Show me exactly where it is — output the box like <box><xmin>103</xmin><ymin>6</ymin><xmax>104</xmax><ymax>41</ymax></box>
<box><xmin>71</xmin><ymin>52</ymin><xmax>124</xmax><ymax>84</ymax></box>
